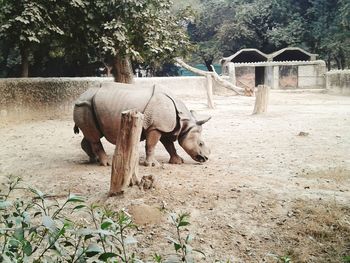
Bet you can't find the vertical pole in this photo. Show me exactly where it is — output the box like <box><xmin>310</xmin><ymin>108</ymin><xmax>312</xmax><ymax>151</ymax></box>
<box><xmin>206</xmin><ymin>74</ymin><xmax>215</xmax><ymax>109</ymax></box>
<box><xmin>228</xmin><ymin>62</ymin><xmax>236</xmax><ymax>85</ymax></box>
<box><xmin>109</xmin><ymin>110</ymin><xmax>144</xmax><ymax>196</ymax></box>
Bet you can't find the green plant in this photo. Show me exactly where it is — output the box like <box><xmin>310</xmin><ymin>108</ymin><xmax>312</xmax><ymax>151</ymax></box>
<box><xmin>343</xmin><ymin>255</ymin><xmax>350</xmax><ymax>263</ymax></box>
<box><xmin>167</xmin><ymin>212</ymin><xmax>205</xmax><ymax>262</ymax></box>
<box><xmin>0</xmin><ymin>176</ymin><xmax>142</xmax><ymax>262</ymax></box>
<box><xmin>1</xmin><ymin>176</ymin><xmax>210</xmax><ymax>263</ymax></box>
<box><xmin>279</xmin><ymin>255</ymin><xmax>292</xmax><ymax>263</ymax></box>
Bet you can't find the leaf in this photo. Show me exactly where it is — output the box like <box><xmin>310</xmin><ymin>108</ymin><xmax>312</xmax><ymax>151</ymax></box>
<box><xmin>72</xmin><ymin>204</ymin><xmax>86</xmax><ymax>211</ymax></box>
<box><xmin>42</xmin><ymin>216</ymin><xmax>56</xmax><ymax>232</ymax></box>
<box><xmin>174</xmin><ymin>243</ymin><xmax>182</xmax><ymax>252</ymax></box>
<box><xmin>63</xmin><ymin>241</ymin><xmax>74</xmax><ymax>247</ymax></box>
<box><xmin>124</xmin><ymin>235</ymin><xmax>138</xmax><ymax>245</ymax></box>
<box><xmin>178</xmin><ymin>221</ymin><xmax>190</xmax><ymax>227</ymax></box>
<box><xmin>34</xmin><ymin>211</ymin><xmax>42</xmax><ymax>218</ymax></box>
<box><xmin>85</xmin><ymin>243</ymin><xmax>103</xmax><ymax>257</ymax></box>
<box><xmin>14</xmin><ymin>228</ymin><xmax>24</xmax><ymax>241</ymax></box>
<box><xmin>29</xmin><ymin>188</ymin><xmax>44</xmax><ymax>199</ymax></box>
<box><xmin>100</xmin><ymin>221</ymin><xmax>113</xmax><ymax>230</ymax></box>
<box><xmin>84</xmin><ymin>234</ymin><xmax>94</xmax><ymax>241</ymax></box>
<box><xmin>23</xmin><ymin>240</ymin><xmax>33</xmax><ymax>256</ymax></box>
<box><xmin>166</xmin><ymin>237</ymin><xmax>182</xmax><ymax>252</ymax></box>
<box><xmin>98</xmin><ymin>252</ymin><xmax>119</xmax><ymax>261</ymax></box>
<box><xmin>0</xmin><ymin>200</ymin><xmax>12</xmax><ymax>209</ymax></box>
<box><xmin>67</xmin><ymin>194</ymin><xmax>84</xmax><ymax>203</ymax></box>
<box><xmin>185</xmin><ymin>234</ymin><xmax>193</xmax><ymax>243</ymax></box>
<box><xmin>193</xmin><ymin>249</ymin><xmax>206</xmax><ymax>257</ymax></box>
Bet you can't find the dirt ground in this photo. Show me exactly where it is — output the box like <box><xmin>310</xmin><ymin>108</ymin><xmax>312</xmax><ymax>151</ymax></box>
<box><xmin>1</xmin><ymin>91</ymin><xmax>350</xmax><ymax>262</ymax></box>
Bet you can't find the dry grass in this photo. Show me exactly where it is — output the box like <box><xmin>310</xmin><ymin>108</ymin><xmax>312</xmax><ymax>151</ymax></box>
<box><xmin>272</xmin><ymin>199</ymin><xmax>350</xmax><ymax>263</ymax></box>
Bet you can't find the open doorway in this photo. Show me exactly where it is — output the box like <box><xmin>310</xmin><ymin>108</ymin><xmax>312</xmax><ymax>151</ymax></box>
<box><xmin>255</xmin><ymin>66</ymin><xmax>265</xmax><ymax>86</ymax></box>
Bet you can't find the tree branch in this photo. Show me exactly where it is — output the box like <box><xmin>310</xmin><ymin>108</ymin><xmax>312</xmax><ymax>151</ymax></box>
<box><xmin>175</xmin><ymin>58</ymin><xmax>245</xmax><ymax>96</ymax></box>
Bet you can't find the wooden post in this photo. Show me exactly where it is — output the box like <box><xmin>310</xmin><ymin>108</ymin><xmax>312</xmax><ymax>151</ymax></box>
<box><xmin>109</xmin><ymin>110</ymin><xmax>144</xmax><ymax>196</ymax></box>
<box><xmin>253</xmin><ymin>85</ymin><xmax>270</xmax><ymax>114</ymax></box>
<box><xmin>206</xmin><ymin>75</ymin><xmax>215</xmax><ymax>109</ymax></box>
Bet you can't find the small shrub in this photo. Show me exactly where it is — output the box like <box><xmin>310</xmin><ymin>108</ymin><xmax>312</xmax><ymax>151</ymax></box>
<box><xmin>0</xmin><ymin>176</ymin><xmax>207</xmax><ymax>263</ymax></box>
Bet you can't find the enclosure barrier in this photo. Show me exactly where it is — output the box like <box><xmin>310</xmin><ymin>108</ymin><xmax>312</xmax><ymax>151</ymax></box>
<box><xmin>326</xmin><ymin>70</ymin><xmax>350</xmax><ymax>95</ymax></box>
<box><xmin>0</xmin><ymin>77</ymin><xmax>209</xmax><ymax>123</ymax></box>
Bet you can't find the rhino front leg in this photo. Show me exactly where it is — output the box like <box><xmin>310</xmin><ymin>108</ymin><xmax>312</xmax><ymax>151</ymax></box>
<box><xmin>160</xmin><ymin>138</ymin><xmax>184</xmax><ymax>164</ymax></box>
<box><xmin>91</xmin><ymin>141</ymin><xmax>110</xmax><ymax>166</ymax></box>
<box><xmin>144</xmin><ymin>130</ymin><xmax>162</xmax><ymax>167</ymax></box>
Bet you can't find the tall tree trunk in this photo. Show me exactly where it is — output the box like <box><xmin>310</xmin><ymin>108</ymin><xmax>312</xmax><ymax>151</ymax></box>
<box><xmin>339</xmin><ymin>48</ymin><xmax>345</xmax><ymax>70</ymax></box>
<box><xmin>20</xmin><ymin>47</ymin><xmax>29</xmax><ymax>78</ymax></box>
<box><xmin>334</xmin><ymin>56</ymin><xmax>341</xmax><ymax>70</ymax></box>
<box><xmin>113</xmin><ymin>54</ymin><xmax>134</xmax><ymax>83</ymax></box>
<box><xmin>326</xmin><ymin>55</ymin><xmax>331</xmax><ymax>71</ymax></box>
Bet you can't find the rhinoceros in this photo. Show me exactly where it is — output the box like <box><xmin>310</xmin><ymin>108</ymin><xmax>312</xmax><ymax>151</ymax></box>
<box><xmin>73</xmin><ymin>83</ymin><xmax>210</xmax><ymax>166</ymax></box>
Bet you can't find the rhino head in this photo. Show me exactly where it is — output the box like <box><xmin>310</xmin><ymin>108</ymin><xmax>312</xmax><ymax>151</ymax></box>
<box><xmin>178</xmin><ymin>111</ymin><xmax>211</xmax><ymax>163</ymax></box>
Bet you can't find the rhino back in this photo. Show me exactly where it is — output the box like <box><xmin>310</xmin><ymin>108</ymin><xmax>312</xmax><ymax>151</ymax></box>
<box><xmin>93</xmin><ymin>84</ymin><xmax>153</xmax><ymax>144</ymax></box>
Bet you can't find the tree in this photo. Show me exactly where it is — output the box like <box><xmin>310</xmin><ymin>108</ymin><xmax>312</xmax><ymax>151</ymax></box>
<box><xmin>0</xmin><ymin>0</ymin><xmax>63</xmax><ymax>77</ymax></box>
<box><xmin>307</xmin><ymin>0</ymin><xmax>350</xmax><ymax>69</ymax></box>
<box><xmin>98</xmin><ymin>0</ymin><xmax>193</xmax><ymax>82</ymax></box>
<box><xmin>0</xmin><ymin>0</ymin><xmax>193</xmax><ymax>79</ymax></box>
<box><xmin>186</xmin><ymin>0</ymin><xmax>349</xmax><ymax>69</ymax></box>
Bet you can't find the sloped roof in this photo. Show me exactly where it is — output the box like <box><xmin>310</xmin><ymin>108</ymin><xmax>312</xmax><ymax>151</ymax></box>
<box><xmin>222</xmin><ymin>47</ymin><xmax>318</xmax><ymax>64</ymax></box>
<box><xmin>223</xmin><ymin>48</ymin><xmax>269</xmax><ymax>63</ymax></box>
<box><xmin>269</xmin><ymin>47</ymin><xmax>317</xmax><ymax>61</ymax></box>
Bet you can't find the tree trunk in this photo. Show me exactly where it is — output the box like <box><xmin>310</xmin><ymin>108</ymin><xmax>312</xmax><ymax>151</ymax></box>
<box><xmin>334</xmin><ymin>56</ymin><xmax>341</xmax><ymax>70</ymax></box>
<box><xmin>339</xmin><ymin>48</ymin><xmax>345</xmax><ymax>70</ymax></box>
<box><xmin>20</xmin><ymin>47</ymin><xmax>29</xmax><ymax>78</ymax></box>
<box><xmin>326</xmin><ymin>55</ymin><xmax>331</xmax><ymax>71</ymax></box>
<box><xmin>113</xmin><ymin>54</ymin><xmax>134</xmax><ymax>83</ymax></box>
<box><xmin>253</xmin><ymin>85</ymin><xmax>270</xmax><ymax>114</ymax></box>
<box><xmin>204</xmin><ymin>58</ymin><xmax>214</xmax><ymax>72</ymax></box>
<box><xmin>109</xmin><ymin>110</ymin><xmax>144</xmax><ymax>196</ymax></box>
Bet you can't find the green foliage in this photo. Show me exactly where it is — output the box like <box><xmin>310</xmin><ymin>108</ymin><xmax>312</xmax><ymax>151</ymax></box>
<box><xmin>344</xmin><ymin>255</ymin><xmax>350</xmax><ymax>263</ymax></box>
<box><xmin>0</xmin><ymin>176</ymin><xmax>209</xmax><ymax>262</ymax></box>
<box><xmin>187</xmin><ymin>0</ymin><xmax>350</xmax><ymax>69</ymax></box>
<box><xmin>0</xmin><ymin>0</ymin><xmax>193</xmax><ymax>77</ymax></box>
<box><xmin>167</xmin><ymin>212</ymin><xmax>205</xmax><ymax>262</ymax></box>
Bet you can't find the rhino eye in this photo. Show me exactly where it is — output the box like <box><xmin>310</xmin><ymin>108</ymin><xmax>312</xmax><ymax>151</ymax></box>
<box><xmin>199</xmin><ymin>142</ymin><xmax>203</xmax><ymax>146</ymax></box>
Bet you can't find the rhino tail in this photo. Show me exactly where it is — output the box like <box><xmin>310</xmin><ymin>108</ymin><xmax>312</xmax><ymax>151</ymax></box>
<box><xmin>74</xmin><ymin>124</ymin><xmax>80</xmax><ymax>134</ymax></box>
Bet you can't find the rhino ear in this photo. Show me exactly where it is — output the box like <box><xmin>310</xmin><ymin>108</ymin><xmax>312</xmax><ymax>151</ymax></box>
<box><xmin>190</xmin><ymin>110</ymin><xmax>198</xmax><ymax>120</ymax></box>
<box><xmin>196</xmin><ymin>116</ymin><xmax>211</xmax><ymax>126</ymax></box>
<box><xmin>191</xmin><ymin>110</ymin><xmax>211</xmax><ymax>125</ymax></box>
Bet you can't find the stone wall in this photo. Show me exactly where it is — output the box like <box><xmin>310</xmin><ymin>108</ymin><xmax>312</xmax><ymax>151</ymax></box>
<box><xmin>326</xmin><ymin>70</ymin><xmax>350</xmax><ymax>95</ymax></box>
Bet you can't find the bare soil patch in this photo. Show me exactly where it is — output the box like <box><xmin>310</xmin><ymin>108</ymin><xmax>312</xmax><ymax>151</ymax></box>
<box><xmin>1</xmin><ymin>91</ymin><xmax>350</xmax><ymax>262</ymax></box>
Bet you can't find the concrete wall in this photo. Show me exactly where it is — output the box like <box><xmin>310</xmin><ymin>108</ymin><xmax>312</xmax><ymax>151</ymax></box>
<box><xmin>134</xmin><ymin>76</ymin><xmax>207</xmax><ymax>98</ymax></box>
<box><xmin>326</xmin><ymin>70</ymin><xmax>350</xmax><ymax>95</ymax></box>
<box><xmin>0</xmin><ymin>76</ymin><xmax>208</xmax><ymax>123</ymax></box>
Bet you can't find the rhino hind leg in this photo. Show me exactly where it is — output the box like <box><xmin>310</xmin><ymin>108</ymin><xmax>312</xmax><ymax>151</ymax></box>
<box><xmin>81</xmin><ymin>138</ymin><xmax>97</xmax><ymax>163</ymax></box>
<box><xmin>160</xmin><ymin>138</ymin><xmax>184</xmax><ymax>164</ymax></box>
<box><xmin>74</xmin><ymin>105</ymin><xmax>109</xmax><ymax>166</ymax></box>
<box><xmin>91</xmin><ymin>141</ymin><xmax>110</xmax><ymax>166</ymax></box>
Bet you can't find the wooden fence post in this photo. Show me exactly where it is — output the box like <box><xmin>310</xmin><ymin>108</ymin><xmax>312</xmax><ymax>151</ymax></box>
<box><xmin>253</xmin><ymin>85</ymin><xmax>270</xmax><ymax>114</ymax></box>
<box><xmin>109</xmin><ymin>110</ymin><xmax>144</xmax><ymax>196</ymax></box>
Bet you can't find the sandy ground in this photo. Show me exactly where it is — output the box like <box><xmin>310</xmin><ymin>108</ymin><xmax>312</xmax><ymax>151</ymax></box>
<box><xmin>1</xmin><ymin>91</ymin><xmax>350</xmax><ymax>262</ymax></box>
